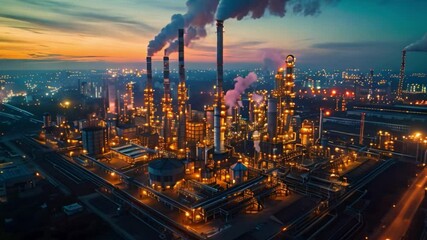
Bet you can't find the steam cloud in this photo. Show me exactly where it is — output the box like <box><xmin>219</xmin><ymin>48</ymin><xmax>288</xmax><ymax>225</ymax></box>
<box><xmin>252</xmin><ymin>93</ymin><xmax>264</xmax><ymax>105</ymax></box>
<box><xmin>262</xmin><ymin>49</ymin><xmax>284</xmax><ymax>71</ymax></box>
<box><xmin>165</xmin><ymin>26</ymin><xmax>208</xmax><ymax>54</ymax></box>
<box><xmin>404</xmin><ymin>33</ymin><xmax>427</xmax><ymax>52</ymax></box>
<box><xmin>148</xmin><ymin>0</ymin><xmax>219</xmax><ymax>56</ymax></box>
<box><xmin>225</xmin><ymin>72</ymin><xmax>258</xmax><ymax>109</ymax></box>
<box><xmin>149</xmin><ymin>0</ymin><xmax>339</xmax><ymax>56</ymax></box>
<box><xmin>253</xmin><ymin>130</ymin><xmax>261</xmax><ymax>153</ymax></box>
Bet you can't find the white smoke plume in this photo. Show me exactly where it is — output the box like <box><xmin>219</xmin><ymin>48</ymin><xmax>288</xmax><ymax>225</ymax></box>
<box><xmin>237</xmin><ymin>100</ymin><xmax>243</xmax><ymax>108</ymax></box>
<box><xmin>148</xmin><ymin>0</ymin><xmax>219</xmax><ymax>56</ymax></box>
<box><xmin>253</xmin><ymin>130</ymin><xmax>261</xmax><ymax>153</ymax></box>
<box><xmin>225</xmin><ymin>72</ymin><xmax>258</xmax><ymax>109</ymax></box>
<box><xmin>252</xmin><ymin>93</ymin><xmax>264</xmax><ymax>105</ymax></box>
<box><xmin>405</xmin><ymin>33</ymin><xmax>427</xmax><ymax>52</ymax></box>
<box><xmin>262</xmin><ymin>48</ymin><xmax>284</xmax><ymax>71</ymax></box>
<box><xmin>149</xmin><ymin>0</ymin><xmax>339</xmax><ymax>56</ymax></box>
<box><xmin>165</xmin><ymin>26</ymin><xmax>208</xmax><ymax>55</ymax></box>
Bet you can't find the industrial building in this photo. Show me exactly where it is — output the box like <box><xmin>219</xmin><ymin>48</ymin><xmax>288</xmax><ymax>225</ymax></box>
<box><xmin>30</xmin><ymin>18</ymin><xmax>422</xmax><ymax>240</ymax></box>
<box><xmin>81</xmin><ymin>126</ymin><xmax>108</xmax><ymax>155</ymax></box>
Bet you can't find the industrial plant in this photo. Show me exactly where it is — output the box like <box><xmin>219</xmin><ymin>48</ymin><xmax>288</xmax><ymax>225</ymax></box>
<box><xmin>1</xmin><ymin>1</ymin><xmax>427</xmax><ymax>240</ymax></box>
<box><xmin>14</xmin><ymin>17</ymin><xmax>420</xmax><ymax>239</ymax></box>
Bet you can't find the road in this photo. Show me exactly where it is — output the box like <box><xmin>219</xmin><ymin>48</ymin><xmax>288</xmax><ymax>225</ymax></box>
<box><xmin>371</xmin><ymin>167</ymin><xmax>427</xmax><ymax>240</ymax></box>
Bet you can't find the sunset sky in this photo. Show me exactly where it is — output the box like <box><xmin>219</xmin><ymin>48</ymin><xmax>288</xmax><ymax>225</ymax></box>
<box><xmin>0</xmin><ymin>0</ymin><xmax>426</xmax><ymax>70</ymax></box>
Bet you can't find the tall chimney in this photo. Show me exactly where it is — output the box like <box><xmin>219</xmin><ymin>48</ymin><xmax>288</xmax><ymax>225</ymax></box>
<box><xmin>397</xmin><ymin>50</ymin><xmax>406</xmax><ymax>101</ymax></box>
<box><xmin>179</xmin><ymin>29</ymin><xmax>185</xmax><ymax>85</ymax></box>
<box><xmin>144</xmin><ymin>56</ymin><xmax>154</xmax><ymax>128</ymax></box>
<box><xmin>214</xmin><ymin>20</ymin><xmax>226</xmax><ymax>154</ymax></box>
<box><xmin>177</xmin><ymin>29</ymin><xmax>187</xmax><ymax>151</ymax></box>
<box><xmin>216</xmin><ymin>20</ymin><xmax>224</xmax><ymax>101</ymax></box>
<box><xmin>163</xmin><ymin>51</ymin><xmax>171</xmax><ymax>147</ymax></box>
<box><xmin>146</xmin><ymin>56</ymin><xmax>152</xmax><ymax>89</ymax></box>
<box><xmin>163</xmin><ymin>51</ymin><xmax>170</xmax><ymax>92</ymax></box>
<box><xmin>163</xmin><ymin>55</ymin><xmax>169</xmax><ymax>79</ymax></box>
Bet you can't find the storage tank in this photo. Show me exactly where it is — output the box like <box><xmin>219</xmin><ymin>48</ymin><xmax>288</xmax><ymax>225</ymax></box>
<box><xmin>148</xmin><ymin>158</ymin><xmax>185</xmax><ymax>190</ymax></box>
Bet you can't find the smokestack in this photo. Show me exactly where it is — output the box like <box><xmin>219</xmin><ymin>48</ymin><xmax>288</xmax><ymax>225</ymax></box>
<box><xmin>216</xmin><ymin>20</ymin><xmax>224</xmax><ymax>100</ymax></box>
<box><xmin>163</xmin><ymin>52</ymin><xmax>171</xmax><ymax>147</ymax></box>
<box><xmin>214</xmin><ymin>20</ymin><xmax>226</xmax><ymax>154</ymax></box>
<box><xmin>179</xmin><ymin>29</ymin><xmax>185</xmax><ymax>84</ymax></box>
<box><xmin>144</xmin><ymin>56</ymin><xmax>154</xmax><ymax>128</ymax></box>
<box><xmin>146</xmin><ymin>56</ymin><xmax>152</xmax><ymax>89</ymax></box>
<box><xmin>163</xmin><ymin>51</ymin><xmax>171</xmax><ymax>106</ymax></box>
<box><xmin>359</xmin><ymin>112</ymin><xmax>365</xmax><ymax>145</ymax></box>
<box><xmin>163</xmin><ymin>52</ymin><xmax>170</xmax><ymax>81</ymax></box>
<box><xmin>177</xmin><ymin>28</ymin><xmax>187</xmax><ymax>151</ymax></box>
<box><xmin>397</xmin><ymin>50</ymin><xmax>406</xmax><ymax>100</ymax></box>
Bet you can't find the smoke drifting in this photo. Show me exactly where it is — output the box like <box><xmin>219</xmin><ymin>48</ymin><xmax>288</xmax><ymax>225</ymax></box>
<box><xmin>253</xmin><ymin>130</ymin><xmax>261</xmax><ymax>153</ymax></box>
<box><xmin>404</xmin><ymin>33</ymin><xmax>427</xmax><ymax>52</ymax></box>
<box><xmin>225</xmin><ymin>72</ymin><xmax>258</xmax><ymax>109</ymax></box>
<box><xmin>215</xmin><ymin>0</ymin><xmax>340</xmax><ymax>21</ymax></box>
<box><xmin>252</xmin><ymin>93</ymin><xmax>264</xmax><ymax>105</ymax></box>
<box><xmin>165</xmin><ymin>26</ymin><xmax>208</xmax><ymax>54</ymax></box>
<box><xmin>149</xmin><ymin>0</ymin><xmax>339</xmax><ymax>56</ymax></box>
<box><xmin>262</xmin><ymin>48</ymin><xmax>284</xmax><ymax>71</ymax></box>
<box><xmin>148</xmin><ymin>0</ymin><xmax>219</xmax><ymax>56</ymax></box>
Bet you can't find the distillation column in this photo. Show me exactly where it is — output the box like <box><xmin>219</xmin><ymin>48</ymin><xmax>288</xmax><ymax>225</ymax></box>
<box><xmin>162</xmin><ymin>51</ymin><xmax>173</xmax><ymax>148</ymax></box>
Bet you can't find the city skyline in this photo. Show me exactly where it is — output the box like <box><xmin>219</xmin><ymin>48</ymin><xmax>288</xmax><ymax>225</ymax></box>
<box><xmin>1</xmin><ymin>0</ymin><xmax>427</xmax><ymax>70</ymax></box>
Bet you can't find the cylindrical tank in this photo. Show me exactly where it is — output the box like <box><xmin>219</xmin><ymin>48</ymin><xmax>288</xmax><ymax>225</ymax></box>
<box><xmin>148</xmin><ymin>158</ymin><xmax>185</xmax><ymax>190</ymax></box>
<box><xmin>82</xmin><ymin>127</ymin><xmax>108</xmax><ymax>155</ymax></box>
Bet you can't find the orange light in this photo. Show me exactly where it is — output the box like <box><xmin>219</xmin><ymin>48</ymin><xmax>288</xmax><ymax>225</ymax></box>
<box><xmin>332</xmin><ymin>90</ymin><xmax>336</xmax><ymax>95</ymax></box>
<box><xmin>325</xmin><ymin>111</ymin><xmax>331</xmax><ymax>116</ymax></box>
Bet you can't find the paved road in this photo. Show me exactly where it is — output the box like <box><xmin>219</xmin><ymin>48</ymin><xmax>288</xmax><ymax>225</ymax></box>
<box><xmin>371</xmin><ymin>167</ymin><xmax>427</xmax><ymax>240</ymax></box>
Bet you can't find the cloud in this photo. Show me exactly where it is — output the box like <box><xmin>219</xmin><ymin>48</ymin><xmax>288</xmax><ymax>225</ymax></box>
<box><xmin>0</xmin><ymin>0</ymin><xmax>156</xmax><ymax>39</ymax></box>
<box><xmin>27</xmin><ymin>52</ymin><xmax>106</xmax><ymax>61</ymax></box>
<box><xmin>0</xmin><ymin>37</ymin><xmax>30</xmax><ymax>43</ymax></box>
